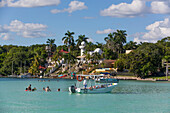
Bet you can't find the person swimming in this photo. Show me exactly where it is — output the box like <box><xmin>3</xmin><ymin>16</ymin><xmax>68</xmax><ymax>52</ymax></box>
<box><xmin>27</xmin><ymin>84</ymin><xmax>32</xmax><ymax>91</ymax></box>
<box><xmin>25</xmin><ymin>88</ymin><xmax>28</xmax><ymax>91</ymax></box>
<box><xmin>45</xmin><ymin>86</ymin><xmax>51</xmax><ymax>92</ymax></box>
<box><xmin>43</xmin><ymin>87</ymin><xmax>45</xmax><ymax>91</ymax></box>
<box><xmin>25</xmin><ymin>85</ymin><xmax>36</xmax><ymax>91</ymax></box>
<box><xmin>32</xmin><ymin>87</ymin><xmax>37</xmax><ymax>91</ymax></box>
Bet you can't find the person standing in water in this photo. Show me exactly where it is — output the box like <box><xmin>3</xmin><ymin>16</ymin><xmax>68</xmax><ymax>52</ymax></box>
<box><xmin>83</xmin><ymin>78</ymin><xmax>87</xmax><ymax>89</ymax></box>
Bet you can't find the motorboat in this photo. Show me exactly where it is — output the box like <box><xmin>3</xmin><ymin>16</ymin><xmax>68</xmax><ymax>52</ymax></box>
<box><xmin>69</xmin><ymin>83</ymin><xmax>118</xmax><ymax>94</ymax></box>
<box><xmin>69</xmin><ymin>75</ymin><xmax>118</xmax><ymax>94</ymax></box>
<box><xmin>8</xmin><ymin>75</ymin><xmax>18</xmax><ymax>78</ymax></box>
<box><xmin>18</xmin><ymin>73</ymin><xmax>32</xmax><ymax>78</ymax></box>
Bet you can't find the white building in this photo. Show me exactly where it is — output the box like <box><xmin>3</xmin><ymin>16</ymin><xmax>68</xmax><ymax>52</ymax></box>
<box><xmin>77</xmin><ymin>41</ymin><xmax>103</xmax><ymax>64</ymax></box>
<box><xmin>88</xmin><ymin>48</ymin><xmax>103</xmax><ymax>56</ymax></box>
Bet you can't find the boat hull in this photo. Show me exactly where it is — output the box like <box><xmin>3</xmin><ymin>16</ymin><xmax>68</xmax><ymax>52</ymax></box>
<box><xmin>69</xmin><ymin>83</ymin><xmax>117</xmax><ymax>94</ymax></box>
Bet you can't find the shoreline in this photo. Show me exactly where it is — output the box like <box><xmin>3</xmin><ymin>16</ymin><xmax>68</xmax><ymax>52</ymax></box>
<box><xmin>1</xmin><ymin>76</ymin><xmax>170</xmax><ymax>82</ymax></box>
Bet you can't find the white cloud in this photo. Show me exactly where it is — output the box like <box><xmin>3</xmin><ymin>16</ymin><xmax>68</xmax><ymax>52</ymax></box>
<box><xmin>96</xmin><ymin>28</ymin><xmax>115</xmax><ymax>34</ymax></box>
<box><xmin>0</xmin><ymin>33</ymin><xmax>11</xmax><ymax>40</ymax></box>
<box><xmin>0</xmin><ymin>0</ymin><xmax>6</xmax><ymax>7</ymax></box>
<box><xmin>51</xmin><ymin>1</ymin><xmax>87</xmax><ymax>14</ymax></box>
<box><xmin>100</xmin><ymin>0</ymin><xmax>170</xmax><ymax>18</ymax></box>
<box><xmin>0</xmin><ymin>0</ymin><xmax>60</xmax><ymax>7</ymax></box>
<box><xmin>0</xmin><ymin>20</ymin><xmax>49</xmax><ymax>40</ymax></box>
<box><xmin>134</xmin><ymin>18</ymin><xmax>170</xmax><ymax>43</ymax></box>
<box><xmin>100</xmin><ymin>0</ymin><xmax>147</xmax><ymax>18</ymax></box>
<box><xmin>0</xmin><ymin>25</ymin><xmax>8</xmax><ymax>33</ymax></box>
<box><xmin>151</xmin><ymin>0</ymin><xmax>170</xmax><ymax>14</ymax></box>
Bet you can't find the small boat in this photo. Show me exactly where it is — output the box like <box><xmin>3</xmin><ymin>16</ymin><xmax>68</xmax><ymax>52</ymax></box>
<box><xmin>8</xmin><ymin>75</ymin><xmax>18</xmax><ymax>78</ymax></box>
<box><xmin>69</xmin><ymin>75</ymin><xmax>118</xmax><ymax>94</ymax></box>
<box><xmin>18</xmin><ymin>73</ymin><xmax>32</xmax><ymax>78</ymax></box>
<box><xmin>69</xmin><ymin>83</ymin><xmax>118</xmax><ymax>94</ymax></box>
<box><xmin>58</xmin><ymin>74</ymin><xmax>67</xmax><ymax>78</ymax></box>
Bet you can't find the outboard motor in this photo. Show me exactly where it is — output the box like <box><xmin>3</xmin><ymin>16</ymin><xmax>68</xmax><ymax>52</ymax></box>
<box><xmin>70</xmin><ymin>85</ymin><xmax>76</xmax><ymax>93</ymax></box>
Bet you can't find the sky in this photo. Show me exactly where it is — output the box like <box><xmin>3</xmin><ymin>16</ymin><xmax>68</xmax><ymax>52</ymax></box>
<box><xmin>0</xmin><ymin>0</ymin><xmax>170</xmax><ymax>46</ymax></box>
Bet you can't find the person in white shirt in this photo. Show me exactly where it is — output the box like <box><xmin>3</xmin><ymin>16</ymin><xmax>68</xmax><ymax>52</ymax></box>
<box><xmin>83</xmin><ymin>78</ymin><xmax>87</xmax><ymax>89</ymax></box>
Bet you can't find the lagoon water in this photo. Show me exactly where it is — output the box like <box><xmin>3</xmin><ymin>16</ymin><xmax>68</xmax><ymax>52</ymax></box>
<box><xmin>0</xmin><ymin>78</ymin><xmax>170</xmax><ymax>113</ymax></box>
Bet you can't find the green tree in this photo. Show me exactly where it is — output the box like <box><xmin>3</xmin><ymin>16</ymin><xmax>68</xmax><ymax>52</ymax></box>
<box><xmin>28</xmin><ymin>54</ymin><xmax>40</xmax><ymax>75</ymax></box>
<box><xmin>62</xmin><ymin>30</ymin><xmax>75</xmax><ymax>53</ymax></box>
<box><xmin>76</xmin><ymin>35</ymin><xmax>89</xmax><ymax>47</ymax></box>
<box><xmin>113</xmin><ymin>30</ymin><xmax>127</xmax><ymax>56</ymax></box>
<box><xmin>124</xmin><ymin>41</ymin><xmax>138</xmax><ymax>50</ymax></box>
<box><xmin>122</xmin><ymin>43</ymin><xmax>164</xmax><ymax>78</ymax></box>
<box><xmin>92</xmin><ymin>52</ymin><xmax>101</xmax><ymax>63</ymax></box>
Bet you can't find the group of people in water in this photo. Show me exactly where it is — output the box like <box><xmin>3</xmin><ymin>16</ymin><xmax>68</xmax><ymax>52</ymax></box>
<box><xmin>25</xmin><ymin>84</ymin><xmax>37</xmax><ymax>91</ymax></box>
<box><xmin>25</xmin><ymin>84</ymin><xmax>60</xmax><ymax>92</ymax></box>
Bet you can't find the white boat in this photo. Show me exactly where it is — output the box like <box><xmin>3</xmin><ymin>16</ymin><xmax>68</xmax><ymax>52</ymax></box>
<box><xmin>69</xmin><ymin>83</ymin><xmax>117</xmax><ymax>94</ymax></box>
<box><xmin>69</xmin><ymin>75</ymin><xmax>118</xmax><ymax>94</ymax></box>
<box><xmin>18</xmin><ymin>73</ymin><xmax>32</xmax><ymax>78</ymax></box>
<box><xmin>8</xmin><ymin>75</ymin><xmax>18</xmax><ymax>78</ymax></box>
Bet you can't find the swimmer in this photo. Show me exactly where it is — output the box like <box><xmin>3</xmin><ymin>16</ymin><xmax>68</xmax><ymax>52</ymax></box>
<box><xmin>27</xmin><ymin>84</ymin><xmax>32</xmax><ymax>91</ymax></box>
<box><xmin>45</xmin><ymin>86</ymin><xmax>51</xmax><ymax>92</ymax></box>
<box><xmin>31</xmin><ymin>87</ymin><xmax>36</xmax><ymax>91</ymax></box>
<box><xmin>57</xmin><ymin>88</ymin><xmax>60</xmax><ymax>92</ymax></box>
<box><xmin>43</xmin><ymin>87</ymin><xmax>45</xmax><ymax>91</ymax></box>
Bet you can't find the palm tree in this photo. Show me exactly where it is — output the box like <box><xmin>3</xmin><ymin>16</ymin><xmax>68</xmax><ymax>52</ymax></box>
<box><xmin>104</xmin><ymin>33</ymin><xmax>115</xmax><ymax>51</ymax></box>
<box><xmin>46</xmin><ymin>39</ymin><xmax>56</xmax><ymax>52</ymax></box>
<box><xmin>85</xmin><ymin>42</ymin><xmax>95</xmax><ymax>51</ymax></box>
<box><xmin>95</xmin><ymin>42</ymin><xmax>103</xmax><ymax>48</ymax></box>
<box><xmin>63</xmin><ymin>53</ymin><xmax>75</xmax><ymax>74</ymax></box>
<box><xmin>113</xmin><ymin>30</ymin><xmax>127</xmax><ymax>55</ymax></box>
<box><xmin>28</xmin><ymin>54</ymin><xmax>40</xmax><ymax>75</ymax></box>
<box><xmin>124</xmin><ymin>41</ymin><xmax>138</xmax><ymax>50</ymax></box>
<box><xmin>92</xmin><ymin>52</ymin><xmax>101</xmax><ymax>63</ymax></box>
<box><xmin>76</xmin><ymin>35</ymin><xmax>89</xmax><ymax>47</ymax></box>
<box><xmin>62</xmin><ymin>30</ymin><xmax>75</xmax><ymax>53</ymax></box>
<box><xmin>52</xmin><ymin>49</ymin><xmax>62</xmax><ymax>63</ymax></box>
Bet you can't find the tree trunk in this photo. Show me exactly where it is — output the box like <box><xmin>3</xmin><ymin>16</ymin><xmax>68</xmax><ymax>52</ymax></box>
<box><xmin>68</xmin><ymin>45</ymin><xmax>70</xmax><ymax>53</ymax></box>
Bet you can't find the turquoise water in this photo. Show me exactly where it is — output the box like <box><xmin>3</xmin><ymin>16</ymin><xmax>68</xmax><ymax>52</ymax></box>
<box><xmin>0</xmin><ymin>78</ymin><xmax>170</xmax><ymax>113</ymax></box>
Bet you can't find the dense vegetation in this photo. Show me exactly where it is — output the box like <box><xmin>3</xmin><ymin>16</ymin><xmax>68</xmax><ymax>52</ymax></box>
<box><xmin>0</xmin><ymin>30</ymin><xmax>169</xmax><ymax>78</ymax></box>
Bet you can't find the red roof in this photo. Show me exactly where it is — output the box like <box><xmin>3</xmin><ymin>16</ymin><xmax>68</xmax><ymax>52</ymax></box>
<box><xmin>59</xmin><ymin>49</ymin><xmax>69</xmax><ymax>53</ymax></box>
<box><xmin>39</xmin><ymin>66</ymin><xmax>46</xmax><ymax>69</ymax></box>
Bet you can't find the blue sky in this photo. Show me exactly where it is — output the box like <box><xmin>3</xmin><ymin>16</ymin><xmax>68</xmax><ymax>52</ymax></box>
<box><xmin>0</xmin><ymin>0</ymin><xmax>170</xmax><ymax>46</ymax></box>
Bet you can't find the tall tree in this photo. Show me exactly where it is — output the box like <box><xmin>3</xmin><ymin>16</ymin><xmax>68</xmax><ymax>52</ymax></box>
<box><xmin>62</xmin><ymin>30</ymin><xmax>75</xmax><ymax>53</ymax></box>
<box><xmin>113</xmin><ymin>30</ymin><xmax>127</xmax><ymax>56</ymax></box>
<box><xmin>95</xmin><ymin>42</ymin><xmax>103</xmax><ymax>49</ymax></box>
<box><xmin>124</xmin><ymin>41</ymin><xmax>138</xmax><ymax>50</ymax></box>
<box><xmin>46</xmin><ymin>39</ymin><xmax>56</xmax><ymax>53</ymax></box>
<box><xmin>76</xmin><ymin>35</ymin><xmax>89</xmax><ymax>47</ymax></box>
<box><xmin>104</xmin><ymin>33</ymin><xmax>115</xmax><ymax>51</ymax></box>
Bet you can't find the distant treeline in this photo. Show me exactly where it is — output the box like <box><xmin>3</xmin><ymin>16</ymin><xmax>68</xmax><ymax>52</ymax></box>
<box><xmin>0</xmin><ymin>30</ymin><xmax>169</xmax><ymax>78</ymax></box>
